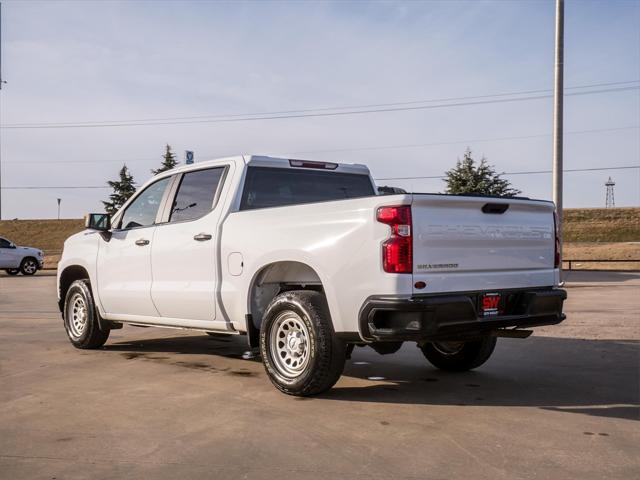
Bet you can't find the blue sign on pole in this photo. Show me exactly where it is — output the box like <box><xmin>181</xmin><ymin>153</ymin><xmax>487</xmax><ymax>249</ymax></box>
<box><xmin>185</xmin><ymin>150</ymin><xmax>194</xmax><ymax>164</ymax></box>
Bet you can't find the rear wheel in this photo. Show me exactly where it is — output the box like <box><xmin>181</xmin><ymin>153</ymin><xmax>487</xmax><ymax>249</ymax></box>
<box><xmin>63</xmin><ymin>279</ymin><xmax>110</xmax><ymax>349</ymax></box>
<box><xmin>5</xmin><ymin>269</ymin><xmax>19</xmax><ymax>276</ymax></box>
<box><xmin>419</xmin><ymin>337</ymin><xmax>497</xmax><ymax>372</ymax></box>
<box><xmin>20</xmin><ymin>257</ymin><xmax>38</xmax><ymax>276</ymax></box>
<box><xmin>260</xmin><ymin>290</ymin><xmax>346</xmax><ymax>396</ymax></box>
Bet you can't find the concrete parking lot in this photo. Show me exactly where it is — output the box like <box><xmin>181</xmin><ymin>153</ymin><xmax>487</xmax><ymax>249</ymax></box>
<box><xmin>1</xmin><ymin>271</ymin><xmax>638</xmax><ymax>479</ymax></box>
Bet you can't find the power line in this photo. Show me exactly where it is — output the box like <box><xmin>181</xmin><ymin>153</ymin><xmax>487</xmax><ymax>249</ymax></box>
<box><xmin>2</xmin><ymin>84</ymin><xmax>638</xmax><ymax>130</ymax></box>
<box><xmin>4</xmin><ymin>165</ymin><xmax>639</xmax><ymax>189</ymax></box>
<box><xmin>374</xmin><ymin>165</ymin><xmax>640</xmax><ymax>181</ymax></box>
<box><xmin>280</xmin><ymin>125</ymin><xmax>639</xmax><ymax>156</ymax></box>
<box><xmin>4</xmin><ymin>125</ymin><xmax>639</xmax><ymax>165</ymax></box>
<box><xmin>4</xmin><ymin>79</ymin><xmax>638</xmax><ymax>128</ymax></box>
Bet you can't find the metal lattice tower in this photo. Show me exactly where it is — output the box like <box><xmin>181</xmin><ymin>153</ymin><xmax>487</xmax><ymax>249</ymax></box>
<box><xmin>605</xmin><ymin>177</ymin><xmax>615</xmax><ymax>208</ymax></box>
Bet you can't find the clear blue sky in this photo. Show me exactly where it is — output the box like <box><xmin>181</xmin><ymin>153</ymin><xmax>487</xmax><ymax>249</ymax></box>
<box><xmin>1</xmin><ymin>0</ymin><xmax>638</xmax><ymax>219</ymax></box>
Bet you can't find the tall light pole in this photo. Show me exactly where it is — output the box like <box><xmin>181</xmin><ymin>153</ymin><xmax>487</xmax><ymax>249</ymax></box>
<box><xmin>552</xmin><ymin>0</ymin><xmax>564</xmax><ymax>270</ymax></box>
<box><xmin>0</xmin><ymin>2</ymin><xmax>4</xmax><ymax>221</ymax></box>
<box><xmin>57</xmin><ymin>198</ymin><xmax>61</xmax><ymax>220</ymax></box>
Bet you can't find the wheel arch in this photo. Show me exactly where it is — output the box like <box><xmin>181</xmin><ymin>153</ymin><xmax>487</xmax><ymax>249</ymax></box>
<box><xmin>58</xmin><ymin>265</ymin><xmax>91</xmax><ymax>312</ymax></box>
<box><xmin>247</xmin><ymin>261</ymin><xmax>324</xmax><ymax>330</ymax></box>
<box><xmin>20</xmin><ymin>255</ymin><xmax>38</xmax><ymax>268</ymax></box>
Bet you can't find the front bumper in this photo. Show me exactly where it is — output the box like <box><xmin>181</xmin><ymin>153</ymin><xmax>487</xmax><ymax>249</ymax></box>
<box><xmin>359</xmin><ymin>288</ymin><xmax>567</xmax><ymax>342</ymax></box>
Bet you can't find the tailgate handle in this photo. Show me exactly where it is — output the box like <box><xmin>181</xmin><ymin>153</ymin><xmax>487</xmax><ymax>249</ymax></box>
<box><xmin>482</xmin><ymin>203</ymin><xmax>509</xmax><ymax>214</ymax></box>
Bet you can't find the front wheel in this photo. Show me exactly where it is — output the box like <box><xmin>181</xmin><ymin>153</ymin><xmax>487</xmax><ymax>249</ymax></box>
<box><xmin>260</xmin><ymin>290</ymin><xmax>346</xmax><ymax>396</ymax></box>
<box><xmin>5</xmin><ymin>269</ymin><xmax>20</xmax><ymax>276</ymax></box>
<box><xmin>419</xmin><ymin>337</ymin><xmax>497</xmax><ymax>372</ymax></box>
<box><xmin>63</xmin><ymin>279</ymin><xmax>110</xmax><ymax>349</ymax></box>
<box><xmin>20</xmin><ymin>257</ymin><xmax>38</xmax><ymax>275</ymax></box>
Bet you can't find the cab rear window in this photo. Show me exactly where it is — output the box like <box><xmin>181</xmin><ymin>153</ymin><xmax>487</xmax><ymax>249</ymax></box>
<box><xmin>240</xmin><ymin>167</ymin><xmax>375</xmax><ymax>210</ymax></box>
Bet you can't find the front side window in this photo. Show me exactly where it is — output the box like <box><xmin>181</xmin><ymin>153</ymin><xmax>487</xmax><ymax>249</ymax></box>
<box><xmin>0</xmin><ymin>238</ymin><xmax>11</xmax><ymax>248</ymax></box>
<box><xmin>120</xmin><ymin>177</ymin><xmax>171</xmax><ymax>229</ymax></box>
<box><xmin>170</xmin><ymin>167</ymin><xmax>225</xmax><ymax>223</ymax></box>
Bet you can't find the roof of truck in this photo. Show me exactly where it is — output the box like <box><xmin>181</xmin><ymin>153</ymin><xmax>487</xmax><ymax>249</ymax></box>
<box><xmin>155</xmin><ymin>154</ymin><xmax>370</xmax><ymax>176</ymax></box>
<box><xmin>244</xmin><ymin>155</ymin><xmax>371</xmax><ymax>175</ymax></box>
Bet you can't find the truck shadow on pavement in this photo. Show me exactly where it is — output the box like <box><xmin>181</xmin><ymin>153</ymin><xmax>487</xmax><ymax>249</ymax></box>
<box><xmin>331</xmin><ymin>336</ymin><xmax>639</xmax><ymax>421</ymax></box>
<box><xmin>104</xmin><ymin>334</ymin><xmax>639</xmax><ymax>421</ymax></box>
<box><xmin>105</xmin><ymin>333</ymin><xmax>262</xmax><ymax>361</ymax></box>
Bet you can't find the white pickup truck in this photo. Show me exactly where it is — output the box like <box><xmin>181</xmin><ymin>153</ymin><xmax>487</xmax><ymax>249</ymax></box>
<box><xmin>58</xmin><ymin>155</ymin><xmax>566</xmax><ymax>395</ymax></box>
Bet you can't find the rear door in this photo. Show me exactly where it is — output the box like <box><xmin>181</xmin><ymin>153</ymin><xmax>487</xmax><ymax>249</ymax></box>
<box><xmin>150</xmin><ymin>166</ymin><xmax>228</xmax><ymax>326</ymax></box>
<box><xmin>410</xmin><ymin>195</ymin><xmax>557</xmax><ymax>294</ymax></box>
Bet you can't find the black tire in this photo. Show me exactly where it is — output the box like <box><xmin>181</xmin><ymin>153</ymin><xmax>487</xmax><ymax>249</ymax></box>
<box><xmin>19</xmin><ymin>257</ymin><xmax>38</xmax><ymax>276</ymax></box>
<box><xmin>260</xmin><ymin>290</ymin><xmax>346</xmax><ymax>396</ymax></box>
<box><xmin>419</xmin><ymin>337</ymin><xmax>497</xmax><ymax>372</ymax></box>
<box><xmin>63</xmin><ymin>279</ymin><xmax>110</xmax><ymax>349</ymax></box>
<box><xmin>5</xmin><ymin>269</ymin><xmax>19</xmax><ymax>276</ymax></box>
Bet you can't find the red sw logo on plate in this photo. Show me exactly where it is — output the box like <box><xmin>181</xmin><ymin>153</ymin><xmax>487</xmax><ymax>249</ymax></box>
<box><xmin>482</xmin><ymin>295</ymin><xmax>500</xmax><ymax>310</ymax></box>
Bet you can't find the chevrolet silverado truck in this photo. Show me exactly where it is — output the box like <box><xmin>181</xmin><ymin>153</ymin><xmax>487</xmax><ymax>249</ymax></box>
<box><xmin>57</xmin><ymin>155</ymin><xmax>566</xmax><ymax>395</ymax></box>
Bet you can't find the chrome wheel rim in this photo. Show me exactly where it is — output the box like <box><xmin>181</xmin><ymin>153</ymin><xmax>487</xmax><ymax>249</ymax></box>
<box><xmin>23</xmin><ymin>260</ymin><xmax>37</xmax><ymax>274</ymax></box>
<box><xmin>432</xmin><ymin>341</ymin><xmax>465</xmax><ymax>356</ymax></box>
<box><xmin>67</xmin><ymin>293</ymin><xmax>88</xmax><ymax>339</ymax></box>
<box><xmin>269</xmin><ymin>311</ymin><xmax>311</xmax><ymax>378</ymax></box>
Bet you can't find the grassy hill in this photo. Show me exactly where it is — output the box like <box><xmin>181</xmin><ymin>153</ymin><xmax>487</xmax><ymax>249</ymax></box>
<box><xmin>1</xmin><ymin>208</ymin><xmax>638</xmax><ymax>270</ymax></box>
<box><xmin>563</xmin><ymin>207</ymin><xmax>639</xmax><ymax>242</ymax></box>
<box><xmin>0</xmin><ymin>219</ymin><xmax>84</xmax><ymax>254</ymax></box>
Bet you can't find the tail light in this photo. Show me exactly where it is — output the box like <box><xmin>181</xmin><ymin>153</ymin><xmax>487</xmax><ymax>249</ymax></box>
<box><xmin>553</xmin><ymin>211</ymin><xmax>560</xmax><ymax>268</ymax></box>
<box><xmin>377</xmin><ymin>206</ymin><xmax>412</xmax><ymax>273</ymax></box>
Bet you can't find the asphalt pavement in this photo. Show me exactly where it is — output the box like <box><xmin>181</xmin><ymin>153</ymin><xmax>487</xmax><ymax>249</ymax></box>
<box><xmin>0</xmin><ymin>271</ymin><xmax>638</xmax><ymax>479</ymax></box>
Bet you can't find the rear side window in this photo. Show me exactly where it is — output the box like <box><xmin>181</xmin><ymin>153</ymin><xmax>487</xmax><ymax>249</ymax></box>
<box><xmin>240</xmin><ymin>167</ymin><xmax>375</xmax><ymax>210</ymax></box>
<box><xmin>169</xmin><ymin>167</ymin><xmax>225</xmax><ymax>222</ymax></box>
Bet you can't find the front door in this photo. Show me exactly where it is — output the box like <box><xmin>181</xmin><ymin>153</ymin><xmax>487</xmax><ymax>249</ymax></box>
<box><xmin>97</xmin><ymin>176</ymin><xmax>172</xmax><ymax>317</ymax></box>
<box><xmin>150</xmin><ymin>166</ymin><xmax>227</xmax><ymax>326</ymax></box>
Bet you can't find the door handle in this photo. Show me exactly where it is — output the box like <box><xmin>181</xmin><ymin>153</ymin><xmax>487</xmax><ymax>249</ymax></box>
<box><xmin>135</xmin><ymin>238</ymin><xmax>150</xmax><ymax>246</ymax></box>
<box><xmin>193</xmin><ymin>233</ymin><xmax>212</xmax><ymax>242</ymax></box>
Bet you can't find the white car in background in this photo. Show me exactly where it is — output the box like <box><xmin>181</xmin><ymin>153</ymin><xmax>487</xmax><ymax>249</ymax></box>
<box><xmin>0</xmin><ymin>237</ymin><xmax>44</xmax><ymax>275</ymax></box>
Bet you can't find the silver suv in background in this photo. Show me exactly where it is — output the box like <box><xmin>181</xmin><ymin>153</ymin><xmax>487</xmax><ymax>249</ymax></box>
<box><xmin>0</xmin><ymin>237</ymin><xmax>44</xmax><ymax>275</ymax></box>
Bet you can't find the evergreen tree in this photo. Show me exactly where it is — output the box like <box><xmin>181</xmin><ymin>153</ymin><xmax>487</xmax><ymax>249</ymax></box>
<box><xmin>443</xmin><ymin>148</ymin><xmax>521</xmax><ymax>197</ymax></box>
<box><xmin>152</xmin><ymin>144</ymin><xmax>179</xmax><ymax>175</ymax></box>
<box><xmin>103</xmin><ymin>164</ymin><xmax>136</xmax><ymax>214</ymax></box>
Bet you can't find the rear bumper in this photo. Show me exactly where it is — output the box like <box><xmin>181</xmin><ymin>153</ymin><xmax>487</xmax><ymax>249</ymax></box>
<box><xmin>359</xmin><ymin>288</ymin><xmax>567</xmax><ymax>342</ymax></box>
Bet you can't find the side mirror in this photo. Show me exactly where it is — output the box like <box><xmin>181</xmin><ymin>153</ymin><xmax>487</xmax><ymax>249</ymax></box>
<box><xmin>85</xmin><ymin>213</ymin><xmax>111</xmax><ymax>231</ymax></box>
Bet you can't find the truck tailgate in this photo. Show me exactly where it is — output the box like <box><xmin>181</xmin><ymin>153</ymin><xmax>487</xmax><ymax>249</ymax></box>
<box><xmin>411</xmin><ymin>194</ymin><xmax>558</xmax><ymax>294</ymax></box>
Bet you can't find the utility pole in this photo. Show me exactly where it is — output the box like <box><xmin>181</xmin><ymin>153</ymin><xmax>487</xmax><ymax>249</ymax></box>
<box><xmin>0</xmin><ymin>2</ymin><xmax>4</xmax><ymax>221</ymax></box>
<box><xmin>57</xmin><ymin>198</ymin><xmax>61</xmax><ymax>220</ymax></box>
<box><xmin>552</xmin><ymin>0</ymin><xmax>564</xmax><ymax>271</ymax></box>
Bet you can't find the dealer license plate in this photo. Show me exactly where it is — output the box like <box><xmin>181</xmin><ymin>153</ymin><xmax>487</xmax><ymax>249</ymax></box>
<box><xmin>480</xmin><ymin>293</ymin><xmax>501</xmax><ymax>317</ymax></box>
